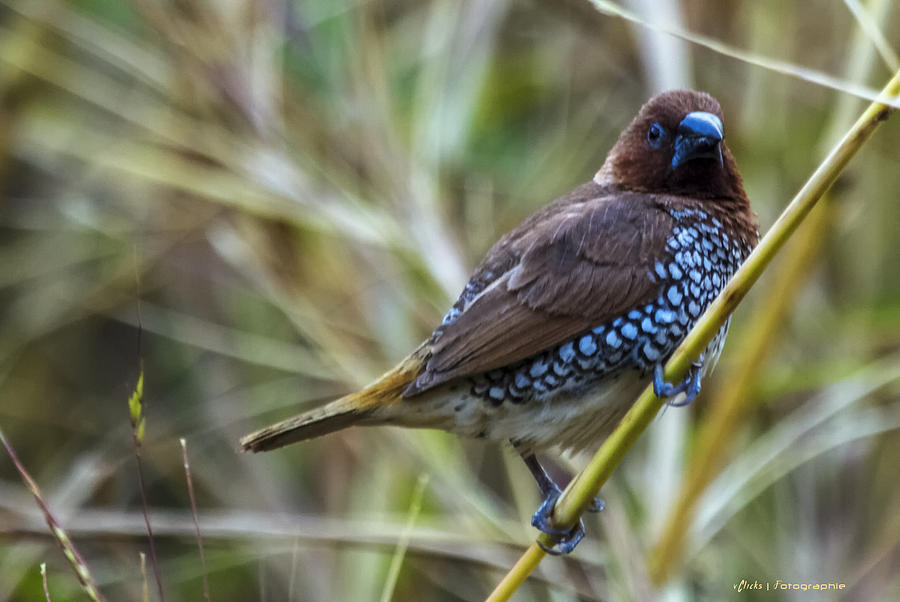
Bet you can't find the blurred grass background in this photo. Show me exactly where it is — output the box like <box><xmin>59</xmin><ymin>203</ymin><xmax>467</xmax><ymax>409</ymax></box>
<box><xmin>1</xmin><ymin>0</ymin><xmax>899</xmax><ymax>600</ymax></box>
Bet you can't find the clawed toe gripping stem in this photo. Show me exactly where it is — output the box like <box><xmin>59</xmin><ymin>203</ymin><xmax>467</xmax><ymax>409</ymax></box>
<box><xmin>531</xmin><ymin>489</ymin><xmax>585</xmax><ymax>555</ymax></box>
<box><xmin>653</xmin><ymin>354</ymin><xmax>704</xmax><ymax>407</ymax></box>
<box><xmin>516</xmin><ymin>449</ymin><xmax>604</xmax><ymax>554</ymax></box>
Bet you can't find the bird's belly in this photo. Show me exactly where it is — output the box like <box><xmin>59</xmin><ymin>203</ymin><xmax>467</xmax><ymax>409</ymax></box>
<box><xmin>483</xmin><ymin>369</ymin><xmax>649</xmax><ymax>454</ymax></box>
<box><xmin>395</xmin><ymin>368</ymin><xmax>644</xmax><ymax>452</ymax></box>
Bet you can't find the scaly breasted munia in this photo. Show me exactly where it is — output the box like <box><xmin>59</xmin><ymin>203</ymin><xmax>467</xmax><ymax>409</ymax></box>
<box><xmin>241</xmin><ymin>90</ymin><xmax>758</xmax><ymax>553</ymax></box>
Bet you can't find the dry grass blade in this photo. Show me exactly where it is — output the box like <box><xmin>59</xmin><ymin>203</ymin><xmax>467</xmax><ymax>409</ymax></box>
<box><xmin>0</xmin><ymin>428</ymin><xmax>106</xmax><ymax>602</ymax></box>
<box><xmin>842</xmin><ymin>0</ymin><xmax>900</xmax><ymax>72</ymax></box>
<box><xmin>111</xmin><ymin>302</ymin><xmax>337</xmax><ymax>379</ymax></box>
<box><xmin>691</xmin><ymin>355</ymin><xmax>900</xmax><ymax>550</ymax></box>
<box><xmin>589</xmin><ymin>0</ymin><xmax>900</xmax><ymax>108</ymax></box>
<box><xmin>180</xmin><ymin>438</ymin><xmax>210</xmax><ymax>602</ymax></box>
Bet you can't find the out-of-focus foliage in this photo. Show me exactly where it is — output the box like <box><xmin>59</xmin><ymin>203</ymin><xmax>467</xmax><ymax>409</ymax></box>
<box><xmin>0</xmin><ymin>1</ymin><xmax>898</xmax><ymax>600</ymax></box>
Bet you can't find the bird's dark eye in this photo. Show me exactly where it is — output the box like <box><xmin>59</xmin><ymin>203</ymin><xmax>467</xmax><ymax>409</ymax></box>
<box><xmin>647</xmin><ymin>122</ymin><xmax>665</xmax><ymax>148</ymax></box>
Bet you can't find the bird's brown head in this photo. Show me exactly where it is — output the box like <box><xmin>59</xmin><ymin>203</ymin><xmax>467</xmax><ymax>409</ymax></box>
<box><xmin>596</xmin><ymin>90</ymin><xmax>746</xmax><ymax>201</ymax></box>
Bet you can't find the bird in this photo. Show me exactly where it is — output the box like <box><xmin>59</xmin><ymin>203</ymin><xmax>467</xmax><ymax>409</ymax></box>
<box><xmin>241</xmin><ymin>89</ymin><xmax>758</xmax><ymax>554</ymax></box>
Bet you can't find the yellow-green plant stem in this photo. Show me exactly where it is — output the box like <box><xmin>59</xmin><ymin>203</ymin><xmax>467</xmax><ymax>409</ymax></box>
<box><xmin>647</xmin><ymin>196</ymin><xmax>834</xmax><ymax>584</ymax></box>
<box><xmin>648</xmin><ymin>0</ymin><xmax>892</xmax><ymax>574</ymax></box>
<box><xmin>486</xmin><ymin>69</ymin><xmax>900</xmax><ymax>602</ymax></box>
<box><xmin>486</xmin><ymin>543</ymin><xmax>546</xmax><ymax>602</ymax></box>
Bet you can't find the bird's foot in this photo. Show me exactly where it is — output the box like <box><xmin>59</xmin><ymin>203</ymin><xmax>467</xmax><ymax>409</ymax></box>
<box><xmin>653</xmin><ymin>355</ymin><xmax>704</xmax><ymax>407</ymax></box>
<box><xmin>531</xmin><ymin>489</ymin><xmax>585</xmax><ymax>555</ymax></box>
<box><xmin>516</xmin><ymin>449</ymin><xmax>602</xmax><ymax>553</ymax></box>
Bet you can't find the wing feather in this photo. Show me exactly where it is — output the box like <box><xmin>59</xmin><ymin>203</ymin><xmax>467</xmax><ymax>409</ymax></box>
<box><xmin>405</xmin><ymin>183</ymin><xmax>676</xmax><ymax>396</ymax></box>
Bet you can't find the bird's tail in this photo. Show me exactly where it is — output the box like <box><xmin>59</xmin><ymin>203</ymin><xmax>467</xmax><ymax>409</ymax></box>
<box><xmin>240</xmin><ymin>342</ymin><xmax>429</xmax><ymax>452</ymax></box>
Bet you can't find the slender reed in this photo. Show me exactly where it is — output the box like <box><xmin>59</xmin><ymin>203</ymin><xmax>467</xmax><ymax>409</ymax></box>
<box><xmin>648</xmin><ymin>0</ymin><xmax>891</xmax><ymax>577</ymax></box>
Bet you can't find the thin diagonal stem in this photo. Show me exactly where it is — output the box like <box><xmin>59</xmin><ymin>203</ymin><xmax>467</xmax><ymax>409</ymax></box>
<box><xmin>0</xmin><ymin>428</ymin><xmax>106</xmax><ymax>602</ymax></box>
<box><xmin>648</xmin><ymin>0</ymin><xmax>891</xmax><ymax>576</ymax></box>
<box><xmin>486</xmin><ymin>67</ymin><xmax>900</xmax><ymax>602</ymax></box>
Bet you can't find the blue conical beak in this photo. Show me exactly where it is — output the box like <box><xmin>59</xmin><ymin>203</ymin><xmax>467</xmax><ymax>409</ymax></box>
<box><xmin>672</xmin><ymin>111</ymin><xmax>723</xmax><ymax>168</ymax></box>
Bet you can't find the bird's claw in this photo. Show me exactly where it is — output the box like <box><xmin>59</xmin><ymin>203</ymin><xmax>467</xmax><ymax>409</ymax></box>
<box><xmin>531</xmin><ymin>489</ymin><xmax>586</xmax><ymax>555</ymax></box>
<box><xmin>587</xmin><ymin>496</ymin><xmax>605</xmax><ymax>513</ymax></box>
<box><xmin>653</xmin><ymin>355</ymin><xmax>704</xmax><ymax>407</ymax></box>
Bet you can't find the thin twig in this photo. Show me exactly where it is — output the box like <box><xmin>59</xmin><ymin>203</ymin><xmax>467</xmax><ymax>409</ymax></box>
<box><xmin>180</xmin><ymin>438</ymin><xmax>211</xmax><ymax>602</ymax></box>
<box><xmin>486</xmin><ymin>66</ymin><xmax>900</xmax><ymax>602</ymax></box>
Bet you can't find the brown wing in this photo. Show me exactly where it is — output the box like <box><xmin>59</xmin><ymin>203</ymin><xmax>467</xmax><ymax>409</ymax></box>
<box><xmin>405</xmin><ymin>183</ymin><xmax>677</xmax><ymax>396</ymax></box>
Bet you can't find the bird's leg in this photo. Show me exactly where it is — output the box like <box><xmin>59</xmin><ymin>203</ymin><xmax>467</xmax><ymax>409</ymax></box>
<box><xmin>653</xmin><ymin>354</ymin><xmax>705</xmax><ymax>407</ymax></box>
<box><xmin>519</xmin><ymin>452</ymin><xmax>583</xmax><ymax>555</ymax></box>
<box><xmin>514</xmin><ymin>445</ymin><xmax>604</xmax><ymax>555</ymax></box>
<box><xmin>520</xmin><ymin>452</ymin><xmax>559</xmax><ymax>498</ymax></box>
<box><xmin>530</xmin><ymin>488</ymin><xmax>584</xmax><ymax>555</ymax></box>
<box><xmin>520</xmin><ymin>453</ymin><xmax>606</xmax><ymax>513</ymax></box>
